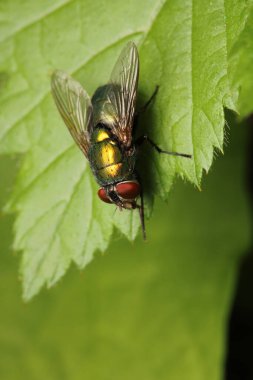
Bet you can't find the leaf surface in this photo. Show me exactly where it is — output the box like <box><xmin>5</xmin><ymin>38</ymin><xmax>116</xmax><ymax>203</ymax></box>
<box><xmin>0</xmin><ymin>0</ymin><xmax>253</xmax><ymax>298</ymax></box>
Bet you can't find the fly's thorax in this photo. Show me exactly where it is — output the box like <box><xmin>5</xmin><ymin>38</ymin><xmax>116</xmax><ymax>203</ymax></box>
<box><xmin>90</xmin><ymin>126</ymin><xmax>111</xmax><ymax>144</ymax></box>
<box><xmin>88</xmin><ymin>126</ymin><xmax>136</xmax><ymax>185</ymax></box>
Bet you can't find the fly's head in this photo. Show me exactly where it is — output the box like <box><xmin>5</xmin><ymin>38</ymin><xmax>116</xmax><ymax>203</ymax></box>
<box><xmin>98</xmin><ymin>180</ymin><xmax>140</xmax><ymax>210</ymax></box>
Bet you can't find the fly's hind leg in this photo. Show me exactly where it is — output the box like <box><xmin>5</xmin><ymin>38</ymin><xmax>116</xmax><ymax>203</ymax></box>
<box><xmin>135</xmin><ymin>135</ymin><xmax>192</xmax><ymax>159</ymax></box>
<box><xmin>136</xmin><ymin>85</ymin><xmax>159</xmax><ymax>116</ymax></box>
<box><xmin>134</xmin><ymin>86</ymin><xmax>192</xmax><ymax>158</ymax></box>
<box><xmin>134</xmin><ymin>86</ymin><xmax>159</xmax><ymax>131</ymax></box>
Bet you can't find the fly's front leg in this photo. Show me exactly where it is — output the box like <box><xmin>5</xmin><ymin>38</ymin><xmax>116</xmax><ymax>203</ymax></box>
<box><xmin>136</xmin><ymin>188</ymin><xmax>146</xmax><ymax>241</ymax></box>
<box><xmin>135</xmin><ymin>135</ymin><xmax>192</xmax><ymax>159</ymax></box>
<box><xmin>134</xmin><ymin>171</ymin><xmax>146</xmax><ymax>240</ymax></box>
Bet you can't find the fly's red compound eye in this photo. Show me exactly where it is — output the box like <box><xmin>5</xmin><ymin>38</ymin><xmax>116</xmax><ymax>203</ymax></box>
<box><xmin>98</xmin><ymin>188</ymin><xmax>112</xmax><ymax>204</ymax></box>
<box><xmin>116</xmin><ymin>181</ymin><xmax>141</xmax><ymax>200</ymax></box>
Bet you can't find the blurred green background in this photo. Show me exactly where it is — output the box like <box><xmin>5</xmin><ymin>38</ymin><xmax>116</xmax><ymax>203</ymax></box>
<box><xmin>0</xmin><ymin>114</ymin><xmax>250</xmax><ymax>379</ymax></box>
<box><xmin>1</xmin><ymin>0</ymin><xmax>253</xmax><ymax>378</ymax></box>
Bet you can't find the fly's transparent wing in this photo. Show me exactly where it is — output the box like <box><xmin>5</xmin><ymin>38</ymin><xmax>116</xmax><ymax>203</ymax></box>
<box><xmin>51</xmin><ymin>70</ymin><xmax>93</xmax><ymax>157</ymax></box>
<box><xmin>99</xmin><ymin>42</ymin><xmax>139</xmax><ymax>147</ymax></box>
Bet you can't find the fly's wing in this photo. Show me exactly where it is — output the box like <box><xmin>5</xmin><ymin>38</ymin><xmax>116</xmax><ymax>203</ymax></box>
<box><xmin>98</xmin><ymin>42</ymin><xmax>139</xmax><ymax>147</ymax></box>
<box><xmin>51</xmin><ymin>70</ymin><xmax>93</xmax><ymax>157</ymax></box>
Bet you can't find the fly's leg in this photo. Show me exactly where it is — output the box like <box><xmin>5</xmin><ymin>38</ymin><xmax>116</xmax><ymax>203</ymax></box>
<box><xmin>133</xmin><ymin>171</ymin><xmax>146</xmax><ymax>240</ymax></box>
<box><xmin>135</xmin><ymin>135</ymin><xmax>192</xmax><ymax>159</ymax></box>
<box><xmin>136</xmin><ymin>85</ymin><xmax>159</xmax><ymax>116</ymax></box>
<box><xmin>134</xmin><ymin>86</ymin><xmax>159</xmax><ymax>133</ymax></box>
<box><xmin>136</xmin><ymin>188</ymin><xmax>146</xmax><ymax>241</ymax></box>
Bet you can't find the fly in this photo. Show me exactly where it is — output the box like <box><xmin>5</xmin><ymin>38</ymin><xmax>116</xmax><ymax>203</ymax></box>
<box><xmin>51</xmin><ymin>42</ymin><xmax>191</xmax><ymax>240</ymax></box>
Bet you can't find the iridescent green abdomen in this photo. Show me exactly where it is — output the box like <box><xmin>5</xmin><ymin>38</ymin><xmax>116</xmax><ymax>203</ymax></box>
<box><xmin>88</xmin><ymin>127</ymin><xmax>136</xmax><ymax>186</ymax></box>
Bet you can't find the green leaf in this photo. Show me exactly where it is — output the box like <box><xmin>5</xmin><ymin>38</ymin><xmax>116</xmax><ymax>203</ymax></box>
<box><xmin>1</xmin><ymin>0</ymin><xmax>253</xmax><ymax>299</ymax></box>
